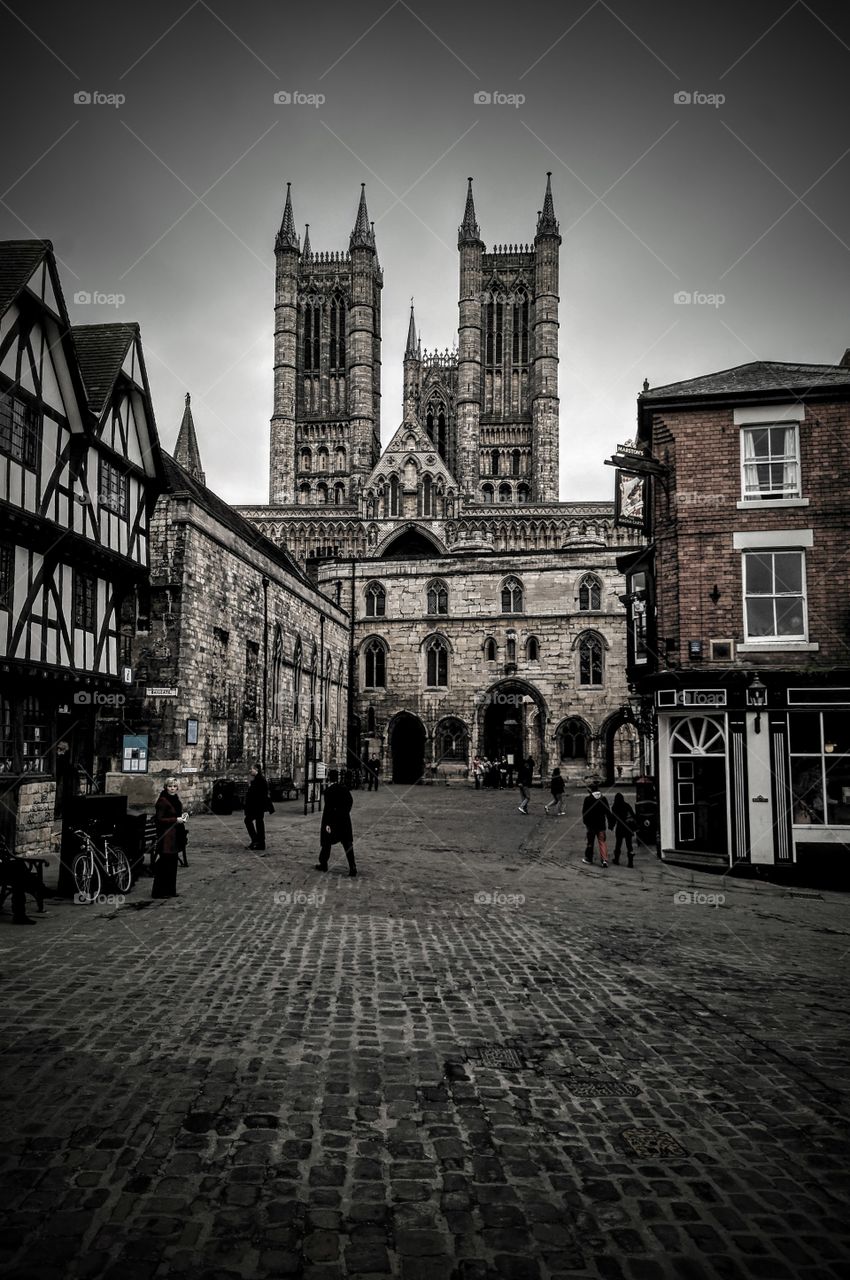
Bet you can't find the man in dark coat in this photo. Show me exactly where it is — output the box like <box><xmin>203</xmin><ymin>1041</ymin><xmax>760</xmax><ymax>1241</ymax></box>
<box><xmin>244</xmin><ymin>764</ymin><xmax>271</xmax><ymax>852</ymax></box>
<box><xmin>609</xmin><ymin>792</ymin><xmax>636</xmax><ymax>866</ymax></box>
<box><xmin>152</xmin><ymin>779</ymin><xmax>185</xmax><ymax>897</ymax></box>
<box><xmin>582</xmin><ymin>783</ymin><xmax>612</xmax><ymax>867</ymax></box>
<box><xmin>316</xmin><ymin>769</ymin><xmax>357</xmax><ymax>876</ymax></box>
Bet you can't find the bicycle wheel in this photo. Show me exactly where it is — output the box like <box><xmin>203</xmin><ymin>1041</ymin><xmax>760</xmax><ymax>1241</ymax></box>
<box><xmin>105</xmin><ymin>844</ymin><xmax>131</xmax><ymax>893</ymax></box>
<box><xmin>72</xmin><ymin>853</ymin><xmax>101</xmax><ymax>903</ymax></box>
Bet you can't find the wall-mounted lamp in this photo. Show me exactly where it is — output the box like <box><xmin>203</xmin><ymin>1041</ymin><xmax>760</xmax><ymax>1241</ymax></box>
<box><xmin>747</xmin><ymin>674</ymin><xmax>767</xmax><ymax>733</ymax></box>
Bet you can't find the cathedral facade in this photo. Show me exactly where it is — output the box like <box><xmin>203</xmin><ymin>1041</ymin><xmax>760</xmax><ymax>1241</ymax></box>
<box><xmin>238</xmin><ymin>179</ymin><xmax>641</xmax><ymax>783</ymax></box>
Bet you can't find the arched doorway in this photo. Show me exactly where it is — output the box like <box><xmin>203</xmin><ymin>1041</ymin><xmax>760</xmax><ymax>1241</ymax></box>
<box><xmin>603</xmin><ymin>711</ymin><xmax>640</xmax><ymax>783</ymax></box>
<box><xmin>390</xmin><ymin>712</ymin><xmax>426</xmax><ymax>784</ymax></box>
<box><xmin>478</xmin><ymin>680</ymin><xmax>546</xmax><ymax>775</ymax></box>
<box><xmin>669</xmin><ymin>716</ymin><xmax>728</xmax><ymax>855</ymax></box>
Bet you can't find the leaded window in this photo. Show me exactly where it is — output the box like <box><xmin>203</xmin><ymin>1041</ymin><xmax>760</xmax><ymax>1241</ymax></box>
<box><xmin>100</xmin><ymin>457</ymin><xmax>127</xmax><ymax>517</ymax></box>
<box><xmin>578</xmin><ymin>574</ymin><xmax>602</xmax><ymax>611</ymax></box>
<box><xmin>426</xmin><ymin>579</ymin><xmax>448</xmax><ymax>615</ymax></box>
<box><xmin>578</xmin><ymin>633</ymin><xmax>604</xmax><ymax>686</ymax></box>
<box><xmin>501</xmin><ymin>577</ymin><xmax>523</xmax><ymax>614</ymax></box>
<box><xmin>426</xmin><ymin>637</ymin><xmax>448</xmax><ymax>687</ymax></box>
<box><xmin>364</xmin><ymin>640</ymin><xmax>386</xmax><ymax>689</ymax></box>
<box><xmin>365</xmin><ymin>582</ymin><xmax>386</xmax><ymax>618</ymax></box>
<box><xmin>0</xmin><ymin>390</ymin><xmax>40</xmax><ymax>469</ymax></box>
<box><xmin>74</xmin><ymin>572</ymin><xmax>96</xmax><ymax>631</ymax></box>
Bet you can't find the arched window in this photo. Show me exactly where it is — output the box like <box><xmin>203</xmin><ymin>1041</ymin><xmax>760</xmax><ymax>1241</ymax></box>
<box><xmin>437</xmin><ymin>717</ymin><xmax>468</xmax><ymax>763</ymax></box>
<box><xmin>426</xmin><ymin>579</ymin><xmax>448</xmax><ymax>616</ymax></box>
<box><xmin>364</xmin><ymin>639</ymin><xmax>386</xmax><ymax>689</ymax></box>
<box><xmin>484</xmin><ymin>637</ymin><xmax>497</xmax><ymax>662</ymax></box>
<box><xmin>299</xmin><ymin>447</ymin><xmax>312</xmax><ymax>473</ymax></box>
<box><xmin>482</xmin><ymin>484</ymin><xmax>494</xmax><ymax>504</ymax></box>
<box><xmin>578</xmin><ymin>574</ymin><xmax>602</xmax><ymax>611</ymax></box>
<box><xmin>491</xmin><ymin>449</ymin><xmax>500</xmax><ymax>477</ymax></box>
<box><xmin>323</xmin><ymin>655</ymin><xmax>332</xmax><ymax>727</ymax></box>
<box><xmin>517</xmin><ymin>483</ymin><xmax>530</xmax><ymax>503</ymax></box>
<box><xmin>486</xmin><ymin>295</ymin><xmax>503</xmax><ymax>365</ymax></box>
<box><xmin>317</xmin><ymin>447</ymin><xmax>329</xmax><ymax>472</ymax></box>
<box><xmin>316</xmin><ymin>482</ymin><xmax>328</xmax><ymax>505</ymax></box>
<box><xmin>293</xmin><ymin>639</ymin><xmax>303</xmax><ymax>725</ymax></box>
<box><xmin>526</xmin><ymin>636</ymin><xmax>539</xmax><ymax>660</ymax></box>
<box><xmin>303</xmin><ymin>302</ymin><xmax>320</xmax><ymax>371</ymax></box>
<box><xmin>298</xmin><ymin>483</ymin><xmax>310</xmax><ymax>505</ymax></box>
<box><xmin>389</xmin><ymin>474</ymin><xmax>399</xmax><ymax>516</ymax></box>
<box><xmin>329</xmin><ymin>293</ymin><xmax>346</xmax><ymax>371</ymax></box>
<box><xmin>578</xmin><ymin>633</ymin><xmax>604</xmax><ymax>686</ymax></box>
<box><xmin>334</xmin><ymin>483</ymin><xmax>345</xmax><ymax>505</ymax></box>
<box><xmin>501</xmin><ymin>577</ymin><xmax>523</xmax><ymax>613</ymax></box>
<box><xmin>422</xmin><ymin>474</ymin><xmax>433</xmax><ymax>517</ymax></box>
<box><xmin>425</xmin><ymin>636</ymin><xmax>448</xmax><ymax>688</ymax></box>
<box><xmin>512</xmin><ymin>287</ymin><xmax>529</xmax><ymax>364</ymax></box>
<box><xmin>511</xmin><ymin>448</ymin><xmax>521</xmax><ymax>477</ymax></box>
<box><xmin>334</xmin><ymin>446</ymin><xmax>346</xmax><ymax>471</ymax></box>
<box><xmin>498</xmin><ymin>483</ymin><xmax>512</xmax><ymax>503</ymax></box>
<box><xmin>559</xmin><ymin>717</ymin><xmax>588</xmax><ymax>760</ymax></box>
<box><xmin>310</xmin><ymin>644</ymin><xmax>318</xmax><ymax>722</ymax></box>
<box><xmin>506</xmin><ymin>636</ymin><xmax>516</xmax><ymax>662</ymax></box>
<box><xmin>271</xmin><ymin>623</ymin><xmax>284</xmax><ymax>719</ymax></box>
<box><xmin>365</xmin><ymin>582</ymin><xmax>386</xmax><ymax>618</ymax></box>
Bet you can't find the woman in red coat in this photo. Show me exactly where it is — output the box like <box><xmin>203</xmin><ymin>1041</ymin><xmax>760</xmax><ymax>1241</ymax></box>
<box><xmin>152</xmin><ymin>779</ymin><xmax>185</xmax><ymax>898</ymax></box>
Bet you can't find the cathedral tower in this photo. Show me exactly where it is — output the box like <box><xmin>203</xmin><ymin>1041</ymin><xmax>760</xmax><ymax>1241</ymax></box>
<box><xmin>269</xmin><ymin>184</ymin><xmax>382</xmax><ymax>505</ymax></box>
<box><xmin>455</xmin><ymin>174</ymin><xmax>560</xmax><ymax>505</ymax></box>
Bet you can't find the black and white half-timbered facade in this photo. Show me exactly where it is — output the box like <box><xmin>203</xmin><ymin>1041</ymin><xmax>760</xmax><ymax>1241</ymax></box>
<box><xmin>0</xmin><ymin>240</ymin><xmax>162</xmax><ymax>854</ymax></box>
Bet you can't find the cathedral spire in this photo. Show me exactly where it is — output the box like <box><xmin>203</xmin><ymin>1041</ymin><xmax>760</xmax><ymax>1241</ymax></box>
<box><xmin>173</xmin><ymin>392</ymin><xmax>206</xmax><ymax>486</ymax></box>
<box><xmin>302</xmin><ymin>223</ymin><xmax>312</xmax><ymax>259</ymax></box>
<box><xmin>536</xmin><ymin>171</ymin><xmax>560</xmax><ymax>239</ymax></box>
<box><xmin>276</xmin><ymin>182</ymin><xmax>300</xmax><ymax>251</ymax></box>
<box><xmin>405</xmin><ymin>298</ymin><xmax>417</xmax><ymax>357</ymax></box>
<box><xmin>458</xmin><ymin>177</ymin><xmax>482</xmax><ymax>246</ymax></box>
<box><xmin>350</xmin><ymin>184</ymin><xmax>375</xmax><ymax>250</ymax></box>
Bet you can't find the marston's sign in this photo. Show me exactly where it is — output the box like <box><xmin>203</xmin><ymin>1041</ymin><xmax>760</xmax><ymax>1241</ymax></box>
<box><xmin>145</xmin><ymin>686</ymin><xmax>179</xmax><ymax>698</ymax></box>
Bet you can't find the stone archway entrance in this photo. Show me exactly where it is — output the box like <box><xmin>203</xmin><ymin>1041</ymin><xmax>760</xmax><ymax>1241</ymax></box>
<box><xmin>478</xmin><ymin>680</ymin><xmax>546</xmax><ymax>776</ymax></box>
<box><xmin>389</xmin><ymin>712</ymin><xmax>427</xmax><ymax>784</ymax></box>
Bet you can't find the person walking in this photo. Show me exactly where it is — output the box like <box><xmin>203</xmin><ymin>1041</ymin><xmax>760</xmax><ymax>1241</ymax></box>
<box><xmin>316</xmin><ymin>769</ymin><xmax>357</xmax><ymax>876</ymax></box>
<box><xmin>517</xmin><ymin>755</ymin><xmax>534</xmax><ymax>815</ymax></box>
<box><xmin>152</xmin><ymin>779</ymin><xmax>186</xmax><ymax>898</ymax></box>
<box><xmin>370</xmin><ymin>754</ymin><xmax>381</xmax><ymax>791</ymax></box>
<box><xmin>544</xmin><ymin>767</ymin><xmax>566</xmax><ymax>816</ymax></box>
<box><xmin>472</xmin><ymin>755</ymin><xmax>483</xmax><ymax>789</ymax></box>
<box><xmin>582</xmin><ymin>783</ymin><xmax>612</xmax><ymax>866</ymax></box>
<box><xmin>609</xmin><ymin>792</ymin><xmax>636</xmax><ymax>866</ymax></box>
<box><xmin>244</xmin><ymin>764</ymin><xmax>271</xmax><ymax>853</ymax></box>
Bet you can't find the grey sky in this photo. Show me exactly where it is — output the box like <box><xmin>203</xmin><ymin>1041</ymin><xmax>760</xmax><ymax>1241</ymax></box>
<box><xmin>2</xmin><ymin>0</ymin><xmax>849</xmax><ymax>504</ymax></box>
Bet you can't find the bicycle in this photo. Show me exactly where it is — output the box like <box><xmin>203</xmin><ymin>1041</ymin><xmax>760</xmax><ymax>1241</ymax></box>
<box><xmin>71</xmin><ymin>828</ymin><xmax>131</xmax><ymax>902</ymax></box>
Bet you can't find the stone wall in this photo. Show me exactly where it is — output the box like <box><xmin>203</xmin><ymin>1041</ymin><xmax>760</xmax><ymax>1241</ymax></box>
<box><xmin>116</xmin><ymin>485</ymin><xmax>350</xmax><ymax>811</ymax></box>
<box><xmin>319</xmin><ymin>548</ymin><xmax>636</xmax><ymax>784</ymax></box>
<box><xmin>15</xmin><ymin>779</ymin><xmax>57</xmax><ymax>856</ymax></box>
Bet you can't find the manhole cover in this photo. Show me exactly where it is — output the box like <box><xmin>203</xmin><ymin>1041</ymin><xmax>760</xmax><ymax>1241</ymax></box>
<box><xmin>466</xmin><ymin>1044</ymin><xmax>527</xmax><ymax>1070</ymax></box>
<box><xmin>621</xmin><ymin>1127</ymin><xmax>686</xmax><ymax>1158</ymax></box>
<box><xmin>568</xmin><ymin>1079</ymin><xmax>640</xmax><ymax>1097</ymax></box>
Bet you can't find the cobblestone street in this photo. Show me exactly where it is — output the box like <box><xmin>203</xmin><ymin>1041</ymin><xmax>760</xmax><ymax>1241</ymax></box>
<box><xmin>2</xmin><ymin>784</ymin><xmax>850</xmax><ymax>1280</ymax></box>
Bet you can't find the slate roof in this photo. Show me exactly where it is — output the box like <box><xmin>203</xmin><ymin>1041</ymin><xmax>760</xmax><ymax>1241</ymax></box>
<box><xmin>642</xmin><ymin>360</ymin><xmax>850</xmax><ymax>401</ymax></box>
<box><xmin>0</xmin><ymin>240</ymin><xmax>52</xmax><ymax>317</ymax></box>
<box><xmin>72</xmin><ymin>323</ymin><xmax>138</xmax><ymax>412</ymax></box>
<box><xmin>162</xmin><ymin>453</ymin><xmax>309</xmax><ymax>586</ymax></box>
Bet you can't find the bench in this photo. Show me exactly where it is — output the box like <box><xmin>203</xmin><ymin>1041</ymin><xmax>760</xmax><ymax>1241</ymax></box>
<box><xmin>0</xmin><ymin>837</ymin><xmax>48</xmax><ymax>917</ymax></box>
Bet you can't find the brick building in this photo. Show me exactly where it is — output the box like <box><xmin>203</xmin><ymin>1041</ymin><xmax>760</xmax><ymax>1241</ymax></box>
<box><xmin>615</xmin><ymin>356</ymin><xmax>850</xmax><ymax>876</ymax></box>
<box><xmin>239</xmin><ymin>178</ymin><xmax>641</xmax><ymax>782</ymax></box>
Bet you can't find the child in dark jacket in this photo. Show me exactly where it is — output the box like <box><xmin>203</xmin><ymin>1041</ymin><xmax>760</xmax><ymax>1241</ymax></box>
<box><xmin>544</xmin><ymin>768</ymin><xmax>566</xmax><ymax>815</ymax></box>
<box><xmin>582</xmin><ymin>785</ymin><xmax>612</xmax><ymax>866</ymax></box>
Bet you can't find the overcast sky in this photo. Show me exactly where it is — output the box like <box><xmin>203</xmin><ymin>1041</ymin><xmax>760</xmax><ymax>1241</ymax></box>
<box><xmin>2</xmin><ymin>0</ymin><xmax>849</xmax><ymax>504</ymax></box>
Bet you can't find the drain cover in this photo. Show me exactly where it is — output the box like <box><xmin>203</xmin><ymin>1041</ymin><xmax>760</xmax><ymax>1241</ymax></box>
<box><xmin>621</xmin><ymin>1127</ymin><xmax>686</xmax><ymax>1158</ymax></box>
<box><xmin>568</xmin><ymin>1079</ymin><xmax>639</xmax><ymax>1097</ymax></box>
<box><xmin>467</xmin><ymin>1044</ymin><xmax>527</xmax><ymax>1070</ymax></box>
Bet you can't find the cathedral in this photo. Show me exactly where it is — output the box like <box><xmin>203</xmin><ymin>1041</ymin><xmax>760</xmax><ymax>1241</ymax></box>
<box><xmin>236</xmin><ymin>177</ymin><xmax>641</xmax><ymax>784</ymax></box>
